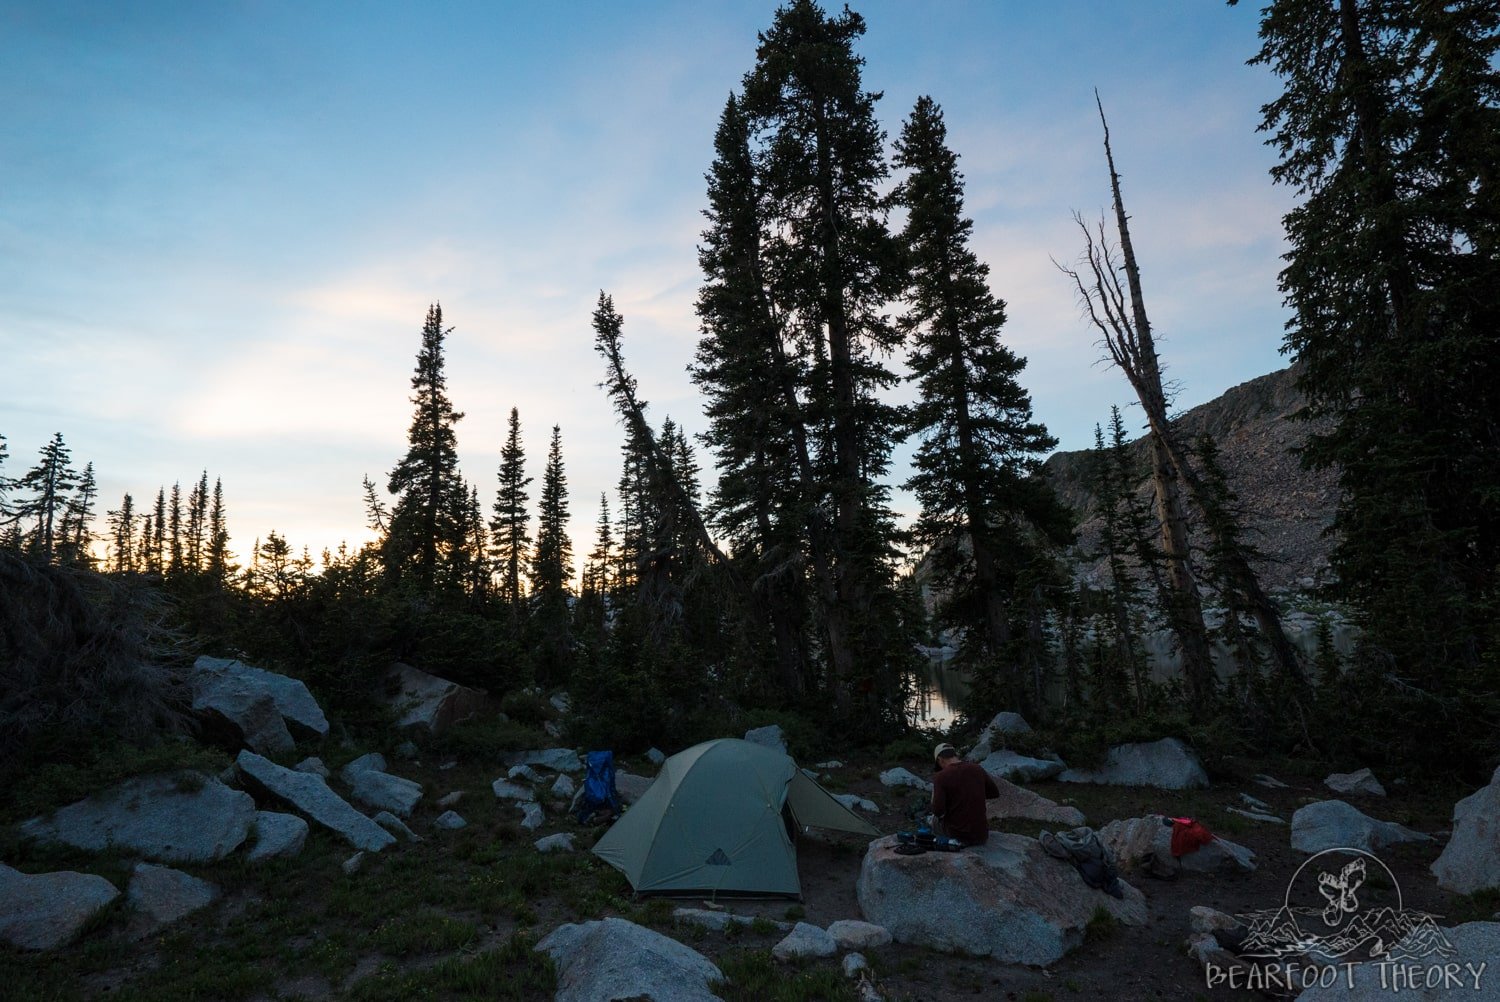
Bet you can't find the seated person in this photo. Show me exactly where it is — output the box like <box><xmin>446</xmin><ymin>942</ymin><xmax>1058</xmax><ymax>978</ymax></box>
<box><xmin>930</xmin><ymin>742</ymin><xmax>999</xmax><ymax>846</ymax></box>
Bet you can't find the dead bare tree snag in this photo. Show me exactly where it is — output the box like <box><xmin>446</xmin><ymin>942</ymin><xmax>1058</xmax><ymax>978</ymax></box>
<box><xmin>1059</xmin><ymin>95</ymin><xmax>1307</xmax><ymax>714</ymax></box>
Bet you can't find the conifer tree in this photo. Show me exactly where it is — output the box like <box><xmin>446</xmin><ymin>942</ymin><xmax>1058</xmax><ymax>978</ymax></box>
<box><xmin>491</xmin><ymin>406</ymin><xmax>532</xmax><ymax>611</ymax></box>
<box><xmin>58</xmin><ymin>461</ymin><xmax>97</xmax><ymax>567</ymax></box>
<box><xmin>614</xmin><ymin>418</ymin><xmax>652</xmax><ymax>595</ymax></box>
<box><xmin>530</xmin><ymin>425</ymin><xmax>573</xmax><ymax>683</ymax></box>
<box><xmin>894</xmin><ymin>95</ymin><xmax>1072</xmax><ymax>717</ymax></box>
<box><xmin>150</xmin><ymin>488</ymin><xmax>167</xmax><ymax>575</ymax></box>
<box><xmin>15</xmin><ymin>432</ymin><xmax>80</xmax><ymax>562</ymax></box>
<box><xmin>580</xmin><ymin>495</ymin><xmax>610</xmax><ymax>595</ymax></box>
<box><xmin>735</xmin><ymin>0</ymin><xmax>911</xmax><ymax>725</ymax></box>
<box><xmin>692</xmin><ymin>93</ymin><xmax>812</xmax><ymax>696</ymax></box>
<box><xmin>107</xmin><ymin>493</ymin><xmax>137</xmax><ymax>573</ymax></box>
<box><xmin>577</xmin><ymin>493</ymin><xmax>615</xmax><ymax>640</ymax></box>
<box><xmin>1247</xmin><ymin>0</ymin><xmax>1500</xmax><ymax>707</ymax></box>
<box><xmin>186</xmin><ymin>471</ymin><xmax>209</xmax><ymax>572</ymax></box>
<box><xmin>458</xmin><ymin>483</ymin><xmax>489</xmax><ymax>600</ymax></box>
<box><xmin>206</xmin><ymin>478</ymin><xmax>230</xmax><ymax>582</ymax></box>
<box><xmin>385</xmin><ymin>303</ymin><xmax>468</xmax><ymax>593</ymax></box>
<box><xmin>168</xmin><ymin>483</ymin><xmax>183</xmax><ymax>576</ymax></box>
<box><xmin>138</xmin><ymin>514</ymin><xmax>154</xmax><ymax>572</ymax></box>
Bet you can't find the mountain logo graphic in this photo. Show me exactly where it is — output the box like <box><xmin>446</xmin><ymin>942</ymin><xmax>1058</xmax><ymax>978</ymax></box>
<box><xmin>1236</xmin><ymin>848</ymin><xmax>1455</xmax><ymax>962</ymax></box>
<box><xmin>705</xmin><ymin>848</ymin><xmax>732</xmax><ymax>866</ymax></box>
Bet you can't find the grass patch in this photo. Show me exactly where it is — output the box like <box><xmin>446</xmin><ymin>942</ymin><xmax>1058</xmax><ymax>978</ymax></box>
<box><xmin>717</xmin><ymin>948</ymin><xmax>858</xmax><ymax>1002</ymax></box>
<box><xmin>631</xmin><ymin>897</ymin><xmax>675</xmax><ymax>928</ymax></box>
<box><xmin>1084</xmin><ymin>905</ymin><xmax>1117</xmax><ymax>943</ymax></box>
<box><xmin>426</xmin><ymin>714</ymin><xmax>544</xmax><ymax>761</ymax></box>
<box><xmin>346</xmin><ymin>931</ymin><xmax>553</xmax><ymax>1002</ymax></box>
<box><xmin>370</xmin><ymin>910</ymin><xmax>479</xmax><ymax>956</ymax></box>
<box><xmin>2</xmin><ymin>739</ymin><xmax>229</xmax><ymax>823</ymax></box>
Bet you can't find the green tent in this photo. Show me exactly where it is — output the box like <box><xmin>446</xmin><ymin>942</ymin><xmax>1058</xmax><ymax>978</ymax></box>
<box><xmin>591</xmin><ymin>737</ymin><xmax>880</xmax><ymax>898</ymax></box>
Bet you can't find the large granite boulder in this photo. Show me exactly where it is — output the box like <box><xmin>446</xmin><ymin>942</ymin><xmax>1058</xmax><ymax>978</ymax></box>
<box><xmin>0</xmin><ymin>863</ymin><xmax>119</xmax><ymax>951</ymax></box>
<box><xmin>341</xmin><ymin>753</ymin><xmax>387</xmax><ymax>779</ymax></box>
<box><xmin>1432</xmin><ymin>766</ymin><xmax>1500</xmax><ymax>895</ymax></box>
<box><xmin>1325</xmin><ymin>768</ymin><xmax>1386</xmax><ymax>797</ymax></box>
<box><xmin>193</xmin><ymin>656</ymin><xmax>328</xmax><ymax>739</ymax></box>
<box><xmin>1290</xmin><ymin>800</ymin><xmax>1431</xmax><ymax>854</ymax></box>
<box><xmin>506</xmin><ymin>748</ymin><xmax>584</xmax><ymax>773</ymax></box>
<box><xmin>826</xmin><ymin>919</ymin><xmax>892</xmax><ymax>951</ymax></box>
<box><xmin>772</xmin><ymin>922</ymin><xmax>838</xmax><ymax>961</ymax></box>
<box><xmin>1096</xmin><ymin>816</ymin><xmax>1256</xmax><ymax>877</ymax></box>
<box><xmin>1294</xmin><ymin>922</ymin><xmax>1499</xmax><ymax>1000</ymax></box>
<box><xmin>373</xmin><ymin>812</ymin><xmax>421</xmax><ymax>842</ymax></box>
<box><xmin>1058</xmin><ymin>738</ymin><xmax>1209</xmax><ymax>790</ymax></box>
<box><xmin>492</xmin><ymin>779</ymin><xmax>536</xmax><ymax>801</ymax></box>
<box><xmin>673</xmin><ymin>908</ymin><xmax>785</xmax><ymax>933</ymax></box>
<box><xmin>966</xmin><ymin>712</ymin><xmax>1034</xmax><ymax>760</ymax></box>
<box><xmin>386</xmin><ymin>662</ymin><xmax>487</xmax><ymax>732</ymax></box>
<box><xmin>744</xmin><ymin>724</ymin><xmax>788</xmax><ymax>755</ymax></box>
<box><xmin>856</xmin><ymin>832</ymin><xmax>1147</xmax><ymax>966</ymax></box>
<box><xmin>126</xmin><ymin>863</ymin><xmax>218</xmax><ymax>934</ymax></box>
<box><xmin>20</xmin><ymin>773</ymin><xmax>255</xmax><ymax>863</ymax></box>
<box><xmin>191</xmin><ymin>682</ymin><xmax>294</xmax><ymax>756</ymax></box>
<box><xmin>985</xmin><ymin>778</ymin><xmax>1085</xmax><ymax>827</ymax></box>
<box><xmin>879</xmin><ymin>767</ymin><xmax>932</xmax><ymax>792</ymax></box>
<box><xmin>616</xmin><ymin>771</ymin><xmax>654</xmax><ymax>805</ymax></box>
<box><xmin>236</xmin><ymin>750</ymin><xmax>396</xmax><ymax>852</ymax></box>
<box><xmin>977</xmin><ymin>750</ymin><xmax>1066</xmax><ymax>784</ymax></box>
<box><xmin>835</xmin><ymin>793</ymin><xmax>880</xmax><ymax>814</ymax></box>
<box><xmin>345</xmin><ymin>768</ymin><xmax>423</xmax><ymax>818</ymax></box>
<box><xmin>535</xmin><ymin>833</ymin><xmax>575</xmax><ymax>854</ymax></box>
<box><xmin>246</xmin><ymin>811</ymin><xmax>308</xmax><ymax>862</ymax></box>
<box><xmin>535</xmin><ymin>917</ymin><xmax>724</xmax><ymax>1002</ymax></box>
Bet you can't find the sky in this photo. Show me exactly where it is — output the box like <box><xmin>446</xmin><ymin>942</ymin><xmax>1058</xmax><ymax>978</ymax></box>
<box><xmin>0</xmin><ymin>0</ymin><xmax>1296</xmax><ymax>569</ymax></box>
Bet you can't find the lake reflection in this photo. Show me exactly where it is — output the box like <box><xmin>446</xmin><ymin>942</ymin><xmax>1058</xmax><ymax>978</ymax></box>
<box><xmin>907</xmin><ymin>646</ymin><xmax>969</xmax><ymax>733</ymax></box>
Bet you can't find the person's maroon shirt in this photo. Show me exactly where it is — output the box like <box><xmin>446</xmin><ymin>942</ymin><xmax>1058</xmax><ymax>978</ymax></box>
<box><xmin>931</xmin><ymin>760</ymin><xmax>999</xmax><ymax>844</ymax></box>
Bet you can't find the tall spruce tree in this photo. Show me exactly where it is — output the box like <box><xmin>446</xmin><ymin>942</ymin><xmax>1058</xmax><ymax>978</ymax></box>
<box><xmin>385</xmin><ymin>303</ymin><xmax>469</xmax><ymax>593</ymax></box>
<box><xmin>531</xmin><ymin>424</ymin><xmax>573</xmax><ymax>683</ymax></box>
<box><xmin>491</xmin><ymin>406</ymin><xmax>532</xmax><ymax>612</ymax></box>
<box><xmin>107</xmin><ymin>493</ymin><xmax>137</xmax><ymax>573</ymax></box>
<box><xmin>168</xmin><ymin>483</ymin><xmax>184</xmax><ymax>576</ymax></box>
<box><xmin>692</xmin><ymin>94</ymin><xmax>812</xmax><ymax>697</ymax></box>
<box><xmin>206</xmin><ymin>478</ymin><xmax>230</xmax><ymax>583</ymax></box>
<box><xmin>186</xmin><ymin>471</ymin><xmax>209</xmax><ymax>572</ymax></box>
<box><xmin>1247</xmin><ymin>0</ymin><xmax>1500</xmax><ymax>726</ymax></box>
<box><xmin>149</xmin><ymin>488</ymin><xmax>167</xmax><ymax>575</ymax></box>
<box><xmin>736</xmin><ymin>0</ymin><xmax>911</xmax><ymax>727</ymax></box>
<box><xmin>58</xmin><ymin>460</ymin><xmax>97</xmax><ymax>567</ymax></box>
<box><xmin>894</xmin><ymin>96</ymin><xmax>1072</xmax><ymax>718</ymax></box>
<box><xmin>15</xmin><ymin>432</ymin><xmax>80</xmax><ymax>562</ymax></box>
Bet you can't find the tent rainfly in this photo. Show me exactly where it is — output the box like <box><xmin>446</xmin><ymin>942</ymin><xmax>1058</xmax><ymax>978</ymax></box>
<box><xmin>590</xmin><ymin>737</ymin><xmax>879</xmax><ymax>898</ymax></box>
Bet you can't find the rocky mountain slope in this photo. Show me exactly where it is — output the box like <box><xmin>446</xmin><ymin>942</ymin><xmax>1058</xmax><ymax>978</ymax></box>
<box><xmin>1042</xmin><ymin>363</ymin><xmax>1339</xmax><ymax>592</ymax></box>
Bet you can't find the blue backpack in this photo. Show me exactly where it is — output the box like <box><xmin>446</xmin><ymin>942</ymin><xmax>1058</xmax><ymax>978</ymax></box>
<box><xmin>574</xmin><ymin>750</ymin><xmax>622</xmax><ymax>823</ymax></box>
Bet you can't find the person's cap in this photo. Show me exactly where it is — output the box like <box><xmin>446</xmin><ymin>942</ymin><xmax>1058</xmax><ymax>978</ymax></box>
<box><xmin>933</xmin><ymin>742</ymin><xmax>958</xmax><ymax>765</ymax></box>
